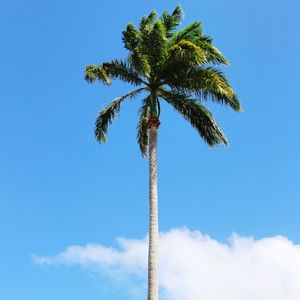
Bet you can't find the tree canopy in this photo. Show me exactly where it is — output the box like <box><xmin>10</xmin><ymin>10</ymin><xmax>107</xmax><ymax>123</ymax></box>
<box><xmin>85</xmin><ymin>5</ymin><xmax>241</xmax><ymax>157</ymax></box>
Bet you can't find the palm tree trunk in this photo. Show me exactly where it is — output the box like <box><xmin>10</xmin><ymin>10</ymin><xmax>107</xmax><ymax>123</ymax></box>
<box><xmin>147</xmin><ymin>125</ymin><xmax>159</xmax><ymax>300</ymax></box>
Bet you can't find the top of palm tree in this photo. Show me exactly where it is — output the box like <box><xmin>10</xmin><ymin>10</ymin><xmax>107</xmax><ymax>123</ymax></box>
<box><xmin>85</xmin><ymin>5</ymin><xmax>242</xmax><ymax>157</ymax></box>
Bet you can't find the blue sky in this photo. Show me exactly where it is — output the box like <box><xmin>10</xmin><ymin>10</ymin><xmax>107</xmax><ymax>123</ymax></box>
<box><xmin>1</xmin><ymin>0</ymin><xmax>300</xmax><ymax>299</ymax></box>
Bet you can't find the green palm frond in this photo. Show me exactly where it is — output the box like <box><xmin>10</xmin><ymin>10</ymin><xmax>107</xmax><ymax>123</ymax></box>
<box><xmin>95</xmin><ymin>88</ymin><xmax>145</xmax><ymax>143</ymax></box>
<box><xmin>85</xmin><ymin>60</ymin><xmax>145</xmax><ymax>86</ymax></box>
<box><xmin>127</xmin><ymin>53</ymin><xmax>151</xmax><ymax>78</ymax></box>
<box><xmin>168</xmin><ymin>21</ymin><xmax>227</xmax><ymax>65</ymax></box>
<box><xmin>195</xmin><ymin>39</ymin><xmax>228</xmax><ymax>65</ymax></box>
<box><xmin>122</xmin><ymin>23</ymin><xmax>151</xmax><ymax>77</ymax></box>
<box><xmin>141</xmin><ymin>20</ymin><xmax>167</xmax><ymax>73</ymax></box>
<box><xmin>137</xmin><ymin>98</ymin><xmax>150</xmax><ymax>157</ymax></box>
<box><xmin>161</xmin><ymin>5</ymin><xmax>183</xmax><ymax>38</ymax></box>
<box><xmin>85</xmin><ymin>65</ymin><xmax>111</xmax><ymax>85</ymax></box>
<box><xmin>102</xmin><ymin>60</ymin><xmax>146</xmax><ymax>86</ymax></box>
<box><xmin>122</xmin><ymin>23</ymin><xmax>141</xmax><ymax>51</ymax></box>
<box><xmin>171</xmin><ymin>22</ymin><xmax>203</xmax><ymax>44</ymax></box>
<box><xmin>166</xmin><ymin>67</ymin><xmax>241</xmax><ymax>111</ymax></box>
<box><xmin>192</xmin><ymin>67</ymin><xmax>241</xmax><ymax>111</ymax></box>
<box><xmin>167</xmin><ymin>40</ymin><xmax>207</xmax><ymax>67</ymax></box>
<box><xmin>140</xmin><ymin>11</ymin><xmax>157</xmax><ymax>33</ymax></box>
<box><xmin>158</xmin><ymin>89</ymin><xmax>228</xmax><ymax>146</ymax></box>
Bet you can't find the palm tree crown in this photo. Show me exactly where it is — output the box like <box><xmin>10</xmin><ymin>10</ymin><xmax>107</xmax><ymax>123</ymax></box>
<box><xmin>85</xmin><ymin>5</ymin><xmax>241</xmax><ymax>155</ymax></box>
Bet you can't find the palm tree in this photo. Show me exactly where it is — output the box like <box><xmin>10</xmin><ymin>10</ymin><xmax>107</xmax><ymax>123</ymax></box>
<box><xmin>84</xmin><ymin>5</ymin><xmax>241</xmax><ymax>300</ymax></box>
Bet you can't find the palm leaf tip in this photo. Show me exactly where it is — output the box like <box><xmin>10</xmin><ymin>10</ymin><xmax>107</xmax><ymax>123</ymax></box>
<box><xmin>84</xmin><ymin>65</ymin><xmax>111</xmax><ymax>85</ymax></box>
<box><xmin>122</xmin><ymin>23</ymin><xmax>140</xmax><ymax>51</ymax></box>
<box><xmin>235</xmin><ymin>97</ymin><xmax>244</xmax><ymax>112</ymax></box>
<box><xmin>172</xmin><ymin>4</ymin><xmax>183</xmax><ymax>20</ymax></box>
<box><xmin>94</xmin><ymin>100</ymin><xmax>121</xmax><ymax>144</ymax></box>
<box><xmin>161</xmin><ymin>5</ymin><xmax>183</xmax><ymax>38</ymax></box>
<box><xmin>140</xmin><ymin>10</ymin><xmax>157</xmax><ymax>31</ymax></box>
<box><xmin>84</xmin><ymin>65</ymin><xmax>97</xmax><ymax>83</ymax></box>
<box><xmin>230</xmin><ymin>94</ymin><xmax>242</xmax><ymax>112</ymax></box>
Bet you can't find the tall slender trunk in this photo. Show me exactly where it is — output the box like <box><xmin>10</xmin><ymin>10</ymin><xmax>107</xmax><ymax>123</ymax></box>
<box><xmin>147</xmin><ymin>125</ymin><xmax>159</xmax><ymax>300</ymax></box>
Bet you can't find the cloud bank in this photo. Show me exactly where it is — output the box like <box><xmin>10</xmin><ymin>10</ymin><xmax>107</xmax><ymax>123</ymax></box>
<box><xmin>33</xmin><ymin>228</ymin><xmax>300</xmax><ymax>300</ymax></box>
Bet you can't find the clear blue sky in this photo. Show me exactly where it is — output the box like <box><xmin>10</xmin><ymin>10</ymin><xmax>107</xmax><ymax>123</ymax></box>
<box><xmin>1</xmin><ymin>0</ymin><xmax>299</xmax><ymax>299</ymax></box>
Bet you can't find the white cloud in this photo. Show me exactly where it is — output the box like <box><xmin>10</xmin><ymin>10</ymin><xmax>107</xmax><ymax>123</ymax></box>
<box><xmin>33</xmin><ymin>228</ymin><xmax>300</xmax><ymax>300</ymax></box>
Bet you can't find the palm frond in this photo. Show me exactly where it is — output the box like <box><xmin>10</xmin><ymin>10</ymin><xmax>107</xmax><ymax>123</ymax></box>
<box><xmin>166</xmin><ymin>67</ymin><xmax>241</xmax><ymax>111</ymax></box>
<box><xmin>141</xmin><ymin>20</ymin><xmax>167</xmax><ymax>73</ymax></box>
<box><xmin>171</xmin><ymin>4</ymin><xmax>184</xmax><ymax>22</ymax></box>
<box><xmin>170</xmin><ymin>22</ymin><xmax>203</xmax><ymax>44</ymax></box>
<box><xmin>161</xmin><ymin>5</ymin><xmax>183</xmax><ymax>38</ymax></box>
<box><xmin>195</xmin><ymin>39</ymin><xmax>228</xmax><ymax>65</ymax></box>
<box><xmin>122</xmin><ymin>23</ymin><xmax>151</xmax><ymax>77</ymax></box>
<box><xmin>122</xmin><ymin>23</ymin><xmax>140</xmax><ymax>51</ymax></box>
<box><xmin>102</xmin><ymin>60</ymin><xmax>145</xmax><ymax>86</ymax></box>
<box><xmin>158</xmin><ymin>89</ymin><xmax>228</xmax><ymax>146</ymax></box>
<box><xmin>137</xmin><ymin>97</ymin><xmax>149</xmax><ymax>157</ymax></box>
<box><xmin>192</xmin><ymin>67</ymin><xmax>241</xmax><ymax>111</ymax></box>
<box><xmin>168</xmin><ymin>22</ymin><xmax>227</xmax><ymax>65</ymax></box>
<box><xmin>95</xmin><ymin>88</ymin><xmax>145</xmax><ymax>143</ymax></box>
<box><xmin>140</xmin><ymin>11</ymin><xmax>157</xmax><ymax>33</ymax></box>
<box><xmin>126</xmin><ymin>53</ymin><xmax>151</xmax><ymax>78</ymax></box>
<box><xmin>85</xmin><ymin>65</ymin><xmax>111</xmax><ymax>85</ymax></box>
<box><xmin>159</xmin><ymin>40</ymin><xmax>207</xmax><ymax>79</ymax></box>
<box><xmin>167</xmin><ymin>40</ymin><xmax>207</xmax><ymax>67</ymax></box>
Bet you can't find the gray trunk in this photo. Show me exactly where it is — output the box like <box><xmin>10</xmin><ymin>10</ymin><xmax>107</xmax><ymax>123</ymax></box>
<box><xmin>147</xmin><ymin>125</ymin><xmax>159</xmax><ymax>300</ymax></box>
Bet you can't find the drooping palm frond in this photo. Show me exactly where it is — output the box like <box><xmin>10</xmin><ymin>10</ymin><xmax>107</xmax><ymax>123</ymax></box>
<box><xmin>85</xmin><ymin>60</ymin><xmax>145</xmax><ymax>86</ymax></box>
<box><xmin>137</xmin><ymin>98</ymin><xmax>150</xmax><ymax>157</ymax></box>
<box><xmin>95</xmin><ymin>88</ymin><xmax>145</xmax><ymax>143</ymax></box>
<box><xmin>158</xmin><ymin>89</ymin><xmax>228</xmax><ymax>146</ymax></box>
<box><xmin>165</xmin><ymin>66</ymin><xmax>241</xmax><ymax>111</ymax></box>
<box><xmin>167</xmin><ymin>20</ymin><xmax>228</xmax><ymax>66</ymax></box>
<box><xmin>195</xmin><ymin>38</ymin><xmax>228</xmax><ymax>65</ymax></box>
<box><xmin>85</xmin><ymin>65</ymin><xmax>111</xmax><ymax>85</ymax></box>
